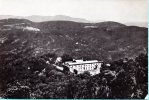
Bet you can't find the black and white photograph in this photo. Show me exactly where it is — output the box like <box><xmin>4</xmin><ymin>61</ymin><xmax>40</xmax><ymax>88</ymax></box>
<box><xmin>0</xmin><ymin>0</ymin><xmax>148</xmax><ymax>99</ymax></box>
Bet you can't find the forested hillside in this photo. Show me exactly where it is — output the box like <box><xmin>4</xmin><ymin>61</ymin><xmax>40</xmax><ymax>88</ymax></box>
<box><xmin>0</xmin><ymin>18</ymin><xmax>147</xmax><ymax>98</ymax></box>
<box><xmin>0</xmin><ymin>19</ymin><xmax>147</xmax><ymax>61</ymax></box>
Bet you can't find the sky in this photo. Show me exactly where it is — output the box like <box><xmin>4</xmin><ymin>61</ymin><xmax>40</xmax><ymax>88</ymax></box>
<box><xmin>0</xmin><ymin>0</ymin><xmax>148</xmax><ymax>23</ymax></box>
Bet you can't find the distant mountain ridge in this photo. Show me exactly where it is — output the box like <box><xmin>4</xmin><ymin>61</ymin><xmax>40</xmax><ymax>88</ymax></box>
<box><xmin>0</xmin><ymin>15</ymin><xmax>90</xmax><ymax>23</ymax></box>
<box><xmin>0</xmin><ymin>15</ymin><xmax>147</xmax><ymax>27</ymax></box>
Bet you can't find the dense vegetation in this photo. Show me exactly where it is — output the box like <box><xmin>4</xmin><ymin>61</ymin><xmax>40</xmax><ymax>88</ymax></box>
<box><xmin>0</xmin><ymin>52</ymin><xmax>147</xmax><ymax>99</ymax></box>
<box><xmin>0</xmin><ymin>19</ymin><xmax>147</xmax><ymax>98</ymax></box>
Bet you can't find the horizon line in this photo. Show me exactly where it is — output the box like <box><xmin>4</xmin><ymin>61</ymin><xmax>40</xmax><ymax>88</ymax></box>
<box><xmin>0</xmin><ymin>14</ymin><xmax>147</xmax><ymax>23</ymax></box>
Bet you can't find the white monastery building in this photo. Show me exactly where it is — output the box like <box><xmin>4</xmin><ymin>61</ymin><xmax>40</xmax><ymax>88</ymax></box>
<box><xmin>63</xmin><ymin>59</ymin><xmax>103</xmax><ymax>75</ymax></box>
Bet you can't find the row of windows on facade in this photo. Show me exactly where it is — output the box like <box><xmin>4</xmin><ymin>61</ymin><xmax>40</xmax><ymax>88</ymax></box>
<box><xmin>68</xmin><ymin>63</ymin><xmax>101</xmax><ymax>72</ymax></box>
